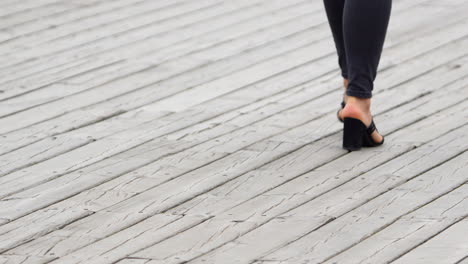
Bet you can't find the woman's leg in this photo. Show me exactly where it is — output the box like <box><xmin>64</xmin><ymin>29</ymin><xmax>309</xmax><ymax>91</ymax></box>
<box><xmin>343</xmin><ymin>0</ymin><xmax>392</xmax><ymax>98</ymax></box>
<box><xmin>323</xmin><ymin>0</ymin><xmax>348</xmax><ymax>81</ymax></box>
<box><xmin>341</xmin><ymin>0</ymin><xmax>392</xmax><ymax>145</ymax></box>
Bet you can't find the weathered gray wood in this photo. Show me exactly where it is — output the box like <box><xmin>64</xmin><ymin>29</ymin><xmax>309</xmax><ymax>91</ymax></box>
<box><xmin>0</xmin><ymin>0</ymin><xmax>313</xmax><ymax>100</ymax></box>
<box><xmin>324</xmin><ymin>185</ymin><xmax>468</xmax><ymax>263</ymax></box>
<box><xmin>2</xmin><ymin>31</ymin><xmax>468</xmax><ymax>262</ymax></box>
<box><xmin>0</xmin><ymin>3</ymin><xmax>317</xmax><ymax>136</ymax></box>
<box><xmin>0</xmin><ymin>0</ymin><xmax>458</xmax><ymax>161</ymax></box>
<box><xmin>0</xmin><ymin>1</ymin><xmax>467</xmax><ymax>263</ymax></box>
<box><xmin>391</xmin><ymin>218</ymin><xmax>468</xmax><ymax>264</ymax></box>
<box><xmin>0</xmin><ymin>4</ymin><xmax>322</xmax><ymax>120</ymax></box>
<box><xmin>0</xmin><ymin>254</ymin><xmax>54</xmax><ymax>264</ymax></box>
<box><xmin>0</xmin><ymin>0</ymin><xmax>147</xmax><ymax>47</ymax></box>
<box><xmin>0</xmin><ymin>0</ymin><xmax>436</xmax><ymax>117</ymax></box>
<box><xmin>11</xmin><ymin>77</ymin><xmax>468</xmax><ymax>263</ymax></box>
<box><xmin>0</xmin><ymin>0</ymin><xmax>434</xmax><ymax>99</ymax></box>
<box><xmin>0</xmin><ymin>207</ymin><xmax>93</xmax><ymax>252</ymax></box>
<box><xmin>2</xmin><ymin>52</ymin><xmax>466</xmax><ymax>223</ymax></box>
<box><xmin>0</xmin><ymin>44</ymin><xmax>334</xmax><ymax>198</ymax></box>
<box><xmin>2</xmin><ymin>7</ymin><xmax>466</xmax><ymax>194</ymax></box>
<box><xmin>115</xmin><ymin>259</ymin><xmax>150</xmax><ymax>264</ymax></box>
<box><xmin>0</xmin><ymin>3</ymin><xmax>72</xmax><ymax>30</ymax></box>
<box><xmin>0</xmin><ymin>1</ymin><xmax>317</xmax><ymax>130</ymax></box>
<box><xmin>0</xmin><ymin>0</ymin><xmax>179</xmax><ymax>48</ymax></box>
<box><xmin>124</xmin><ymin>105</ymin><xmax>468</xmax><ymax>263</ymax></box>
<box><xmin>0</xmin><ymin>0</ymin><xmax>440</xmax><ymax>116</ymax></box>
<box><xmin>186</xmin><ymin>145</ymin><xmax>468</xmax><ymax>264</ymax></box>
<box><xmin>0</xmin><ymin>0</ymin><xmax>65</xmax><ymax>19</ymax></box>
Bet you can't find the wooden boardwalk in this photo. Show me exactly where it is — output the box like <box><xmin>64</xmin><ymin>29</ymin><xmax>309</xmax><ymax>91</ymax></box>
<box><xmin>0</xmin><ymin>0</ymin><xmax>467</xmax><ymax>263</ymax></box>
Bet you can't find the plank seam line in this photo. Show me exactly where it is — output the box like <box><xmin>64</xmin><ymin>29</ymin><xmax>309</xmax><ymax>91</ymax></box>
<box><xmin>0</xmin><ymin>28</ymin><xmax>330</xmax><ymax>137</ymax></box>
<box><xmin>186</xmin><ymin>126</ymin><xmax>468</xmax><ymax>263</ymax></box>
<box><xmin>388</xmin><ymin>215</ymin><xmax>468</xmax><ymax>263</ymax></box>
<box><xmin>3</xmin><ymin>9</ymin><xmax>466</xmax><ymax>141</ymax></box>
<box><xmin>0</xmin><ymin>0</ymin><xmax>117</xmax><ymax>32</ymax></box>
<box><xmin>0</xmin><ymin>0</ymin><xmax>68</xmax><ymax>21</ymax></box>
<box><xmin>0</xmin><ymin>0</ymin><xmax>186</xmax><ymax>45</ymax></box>
<box><xmin>0</xmin><ymin>76</ymin><xmax>464</xmax><ymax>260</ymax></box>
<box><xmin>29</xmin><ymin>0</ymin><xmax>223</xmax><ymax>51</ymax></box>
<box><xmin>322</xmin><ymin>190</ymin><xmax>468</xmax><ymax>263</ymax></box>
<box><xmin>0</xmin><ymin>5</ymin><xmax>317</xmax><ymax>110</ymax></box>
<box><xmin>455</xmin><ymin>255</ymin><xmax>468</xmax><ymax>264</ymax></box>
<box><xmin>0</xmin><ymin>0</ymin><xmax>307</xmax><ymax>74</ymax></box>
<box><xmin>38</xmin><ymin>98</ymin><xmax>468</xmax><ymax>262</ymax></box>
<box><xmin>0</xmin><ymin>60</ymin><xmax>125</xmax><ymax>117</ymax></box>
<box><xmin>0</xmin><ymin>0</ymin><xmax>315</xmax><ymax>104</ymax></box>
<box><xmin>254</xmin><ymin>149</ymin><xmax>468</xmax><ymax>264</ymax></box>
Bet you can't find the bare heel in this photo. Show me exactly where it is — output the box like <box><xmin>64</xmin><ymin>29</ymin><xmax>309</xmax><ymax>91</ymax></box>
<box><xmin>343</xmin><ymin>117</ymin><xmax>365</xmax><ymax>151</ymax></box>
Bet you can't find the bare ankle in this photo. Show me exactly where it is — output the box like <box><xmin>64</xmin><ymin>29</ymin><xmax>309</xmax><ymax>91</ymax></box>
<box><xmin>342</xmin><ymin>96</ymin><xmax>372</xmax><ymax>123</ymax></box>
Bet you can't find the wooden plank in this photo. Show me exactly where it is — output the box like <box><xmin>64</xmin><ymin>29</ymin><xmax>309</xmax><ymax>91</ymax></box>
<box><xmin>0</xmin><ymin>0</ymin><xmax>316</xmax><ymax>133</ymax></box>
<box><xmin>0</xmin><ymin>1</ymin><xmax>466</xmax><ymax>262</ymax></box>
<box><xmin>0</xmin><ymin>31</ymin><xmax>336</xmax><ymax>196</ymax></box>
<box><xmin>0</xmin><ymin>0</ymin><xmax>452</xmax><ymax>128</ymax></box>
<box><xmin>5</xmin><ymin>18</ymin><xmax>464</xmax><ymax>192</ymax></box>
<box><xmin>124</xmin><ymin>98</ymin><xmax>468</xmax><ymax>263</ymax></box>
<box><xmin>184</xmin><ymin>144</ymin><xmax>468</xmax><ymax>264</ymax></box>
<box><xmin>0</xmin><ymin>136</ymin><xmax>94</xmax><ymax>177</ymax></box>
<box><xmin>391</xmin><ymin>219</ymin><xmax>468</xmax><ymax>264</ymax></box>
<box><xmin>0</xmin><ymin>3</ymin><xmax>73</xmax><ymax>30</ymax></box>
<box><xmin>0</xmin><ymin>0</ymin><xmax>167</xmax><ymax>44</ymax></box>
<box><xmin>0</xmin><ymin>10</ymin><xmax>466</xmax><ymax>252</ymax></box>
<box><xmin>0</xmin><ymin>254</ymin><xmax>54</xmax><ymax>264</ymax></box>
<box><xmin>1</xmin><ymin>3</ymin><xmax>466</xmax><ymax>180</ymax></box>
<box><xmin>0</xmin><ymin>0</ymin><xmax>433</xmax><ymax>116</ymax></box>
<box><xmin>0</xmin><ymin>1</ymin><xmax>321</xmax><ymax>118</ymax></box>
<box><xmin>324</xmin><ymin>185</ymin><xmax>468</xmax><ymax>263</ymax></box>
<box><xmin>1</xmin><ymin>49</ymin><xmax>466</xmax><ymax>219</ymax></box>
<box><xmin>0</xmin><ymin>207</ymin><xmax>93</xmax><ymax>252</ymax></box>
<box><xmin>2</xmin><ymin>0</ymin><xmax>195</xmax><ymax>50</ymax></box>
<box><xmin>50</xmin><ymin>120</ymin><xmax>468</xmax><ymax>263</ymax></box>
<box><xmin>9</xmin><ymin>74</ymin><xmax>468</xmax><ymax>262</ymax></box>
<box><xmin>0</xmin><ymin>0</ymin><xmax>435</xmax><ymax>107</ymax></box>
<box><xmin>0</xmin><ymin>0</ymin><xmax>430</xmax><ymax>83</ymax></box>
<box><xmin>0</xmin><ymin>32</ymin><xmax>331</xmax><ymax>157</ymax></box>
<box><xmin>115</xmin><ymin>259</ymin><xmax>151</xmax><ymax>264</ymax></box>
<box><xmin>1</xmin><ymin>0</ymin><xmax>465</xmax><ymax>160</ymax></box>
<box><xmin>0</xmin><ymin>0</ymin><xmax>64</xmax><ymax>18</ymax></box>
<box><xmin>0</xmin><ymin>0</ymin><xmax>311</xmax><ymax>93</ymax></box>
<box><xmin>0</xmin><ymin>0</ymin><xmax>222</xmax><ymax>69</ymax></box>
<box><xmin>167</xmin><ymin>83</ymin><xmax>468</xmax><ymax>218</ymax></box>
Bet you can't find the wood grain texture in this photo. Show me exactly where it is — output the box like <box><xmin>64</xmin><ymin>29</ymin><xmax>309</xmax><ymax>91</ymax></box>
<box><xmin>0</xmin><ymin>0</ymin><xmax>467</xmax><ymax>263</ymax></box>
<box><xmin>324</xmin><ymin>185</ymin><xmax>468</xmax><ymax>263</ymax></box>
<box><xmin>391</xmin><ymin>218</ymin><xmax>468</xmax><ymax>264</ymax></box>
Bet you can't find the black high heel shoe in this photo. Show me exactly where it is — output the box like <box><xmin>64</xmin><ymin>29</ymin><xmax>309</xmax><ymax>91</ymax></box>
<box><xmin>342</xmin><ymin>117</ymin><xmax>384</xmax><ymax>151</ymax></box>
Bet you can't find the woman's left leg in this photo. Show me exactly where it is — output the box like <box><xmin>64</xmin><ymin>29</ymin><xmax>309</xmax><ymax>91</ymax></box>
<box><xmin>323</xmin><ymin>0</ymin><xmax>348</xmax><ymax>82</ymax></box>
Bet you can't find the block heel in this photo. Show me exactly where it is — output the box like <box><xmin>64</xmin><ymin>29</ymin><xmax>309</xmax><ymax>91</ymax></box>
<box><xmin>342</xmin><ymin>117</ymin><xmax>384</xmax><ymax>151</ymax></box>
<box><xmin>343</xmin><ymin>117</ymin><xmax>365</xmax><ymax>151</ymax></box>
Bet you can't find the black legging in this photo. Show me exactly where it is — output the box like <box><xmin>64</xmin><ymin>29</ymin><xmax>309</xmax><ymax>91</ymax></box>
<box><xmin>324</xmin><ymin>0</ymin><xmax>392</xmax><ymax>98</ymax></box>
